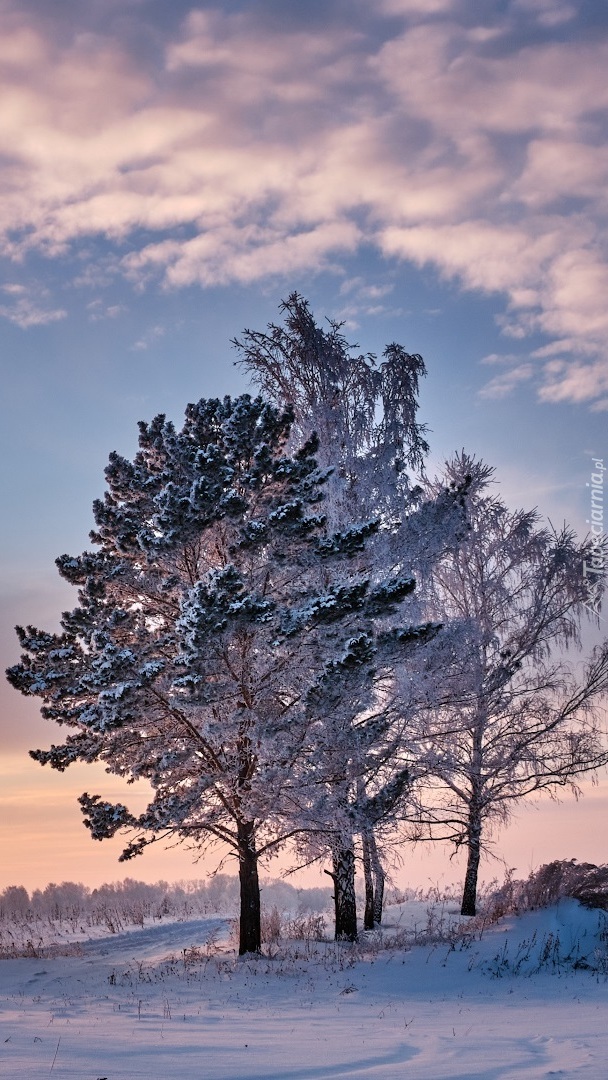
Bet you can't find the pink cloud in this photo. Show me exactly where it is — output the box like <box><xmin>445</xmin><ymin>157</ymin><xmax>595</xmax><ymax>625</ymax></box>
<box><xmin>0</xmin><ymin>3</ymin><xmax>607</xmax><ymax>406</ymax></box>
<box><xmin>0</xmin><ymin>283</ymin><xmax>66</xmax><ymax>327</ymax></box>
<box><xmin>538</xmin><ymin>355</ymin><xmax>608</xmax><ymax>405</ymax></box>
<box><xmin>478</xmin><ymin>363</ymin><xmax>535</xmax><ymax>400</ymax></box>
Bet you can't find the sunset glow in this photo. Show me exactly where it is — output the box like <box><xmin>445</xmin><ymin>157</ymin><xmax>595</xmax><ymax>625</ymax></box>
<box><xmin>1</xmin><ymin>0</ymin><xmax>607</xmax><ymax>898</ymax></box>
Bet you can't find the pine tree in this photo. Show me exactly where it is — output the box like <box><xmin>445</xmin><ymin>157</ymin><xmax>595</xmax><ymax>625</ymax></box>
<box><xmin>7</xmin><ymin>394</ymin><xmax>427</xmax><ymax>951</ymax></box>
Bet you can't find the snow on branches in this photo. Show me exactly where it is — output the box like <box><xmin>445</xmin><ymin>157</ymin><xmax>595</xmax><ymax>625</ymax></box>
<box><xmin>7</xmin><ymin>393</ymin><xmax>431</xmax><ymax>952</ymax></box>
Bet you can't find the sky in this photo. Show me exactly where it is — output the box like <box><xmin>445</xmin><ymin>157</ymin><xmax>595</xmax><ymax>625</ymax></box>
<box><xmin>1</xmin><ymin>0</ymin><xmax>607</xmax><ymax>895</ymax></box>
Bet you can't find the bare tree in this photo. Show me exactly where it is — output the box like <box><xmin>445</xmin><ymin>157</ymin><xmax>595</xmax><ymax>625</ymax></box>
<box><xmin>416</xmin><ymin>454</ymin><xmax>608</xmax><ymax>915</ymax></box>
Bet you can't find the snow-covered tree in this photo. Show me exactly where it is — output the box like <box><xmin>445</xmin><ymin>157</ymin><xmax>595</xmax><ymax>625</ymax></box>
<box><xmin>417</xmin><ymin>454</ymin><xmax>608</xmax><ymax>916</ymax></box>
<box><xmin>286</xmin><ymin>615</ymin><xmax>441</xmax><ymax>939</ymax></box>
<box><xmin>234</xmin><ymin>294</ymin><xmax>470</xmax><ymax>927</ymax></box>
<box><xmin>234</xmin><ymin>291</ymin><xmax>429</xmax><ymax>525</ymax></box>
<box><xmin>7</xmin><ymin>394</ymin><xmax>427</xmax><ymax>952</ymax></box>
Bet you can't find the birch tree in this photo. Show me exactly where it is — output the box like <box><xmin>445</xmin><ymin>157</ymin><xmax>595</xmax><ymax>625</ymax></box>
<box><xmin>418</xmin><ymin>454</ymin><xmax>608</xmax><ymax>916</ymax></box>
<box><xmin>290</xmin><ymin>617</ymin><xmax>442</xmax><ymax>938</ymax></box>
<box><xmin>234</xmin><ymin>293</ymin><xmax>470</xmax><ymax>926</ymax></box>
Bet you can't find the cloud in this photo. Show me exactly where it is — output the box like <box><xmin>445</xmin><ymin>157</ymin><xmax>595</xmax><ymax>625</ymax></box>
<box><xmin>512</xmin><ymin>0</ymin><xmax>577</xmax><ymax>27</ymax></box>
<box><xmin>131</xmin><ymin>324</ymin><xmax>166</xmax><ymax>351</ymax></box>
<box><xmin>478</xmin><ymin>363</ymin><xmax>535</xmax><ymax>399</ymax></box>
<box><xmin>123</xmin><ymin>220</ymin><xmax>361</xmax><ymax>288</ymax></box>
<box><xmin>0</xmin><ymin>3</ymin><xmax>608</xmax><ymax>403</ymax></box>
<box><xmin>86</xmin><ymin>299</ymin><xmax>127</xmax><ymax>321</ymax></box>
<box><xmin>538</xmin><ymin>359</ymin><xmax>608</xmax><ymax>405</ymax></box>
<box><xmin>378</xmin><ymin>0</ymin><xmax>457</xmax><ymax>13</ymax></box>
<box><xmin>0</xmin><ymin>283</ymin><xmax>67</xmax><ymax>328</ymax></box>
<box><xmin>334</xmin><ymin>277</ymin><xmax>398</xmax><ymax>326</ymax></box>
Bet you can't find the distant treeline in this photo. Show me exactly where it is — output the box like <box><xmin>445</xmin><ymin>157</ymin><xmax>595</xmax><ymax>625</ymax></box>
<box><xmin>0</xmin><ymin>876</ymin><xmax>332</xmax><ymax>927</ymax></box>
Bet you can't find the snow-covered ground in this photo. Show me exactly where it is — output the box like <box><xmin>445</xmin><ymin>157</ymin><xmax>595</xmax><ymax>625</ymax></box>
<box><xmin>1</xmin><ymin>900</ymin><xmax>607</xmax><ymax>1079</ymax></box>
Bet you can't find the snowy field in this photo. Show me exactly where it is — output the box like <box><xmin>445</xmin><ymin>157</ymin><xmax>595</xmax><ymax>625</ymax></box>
<box><xmin>1</xmin><ymin>899</ymin><xmax>608</xmax><ymax>1080</ymax></box>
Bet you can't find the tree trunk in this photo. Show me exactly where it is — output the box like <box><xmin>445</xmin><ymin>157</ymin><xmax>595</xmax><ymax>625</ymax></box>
<box><xmin>237</xmin><ymin>820</ymin><xmax>261</xmax><ymax>954</ymax></box>
<box><xmin>326</xmin><ymin>846</ymin><xmax>358</xmax><ymax>941</ymax></box>
<box><xmin>368</xmin><ymin>829</ymin><xmax>385</xmax><ymax>925</ymax></box>
<box><xmin>361</xmin><ymin>830</ymin><xmax>375</xmax><ymax>930</ymax></box>
<box><xmin>460</xmin><ymin>811</ymin><xmax>482</xmax><ymax>916</ymax></box>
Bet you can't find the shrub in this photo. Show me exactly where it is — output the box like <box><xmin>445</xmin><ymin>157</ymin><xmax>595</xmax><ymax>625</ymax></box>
<box><xmin>485</xmin><ymin>860</ymin><xmax>608</xmax><ymax>918</ymax></box>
